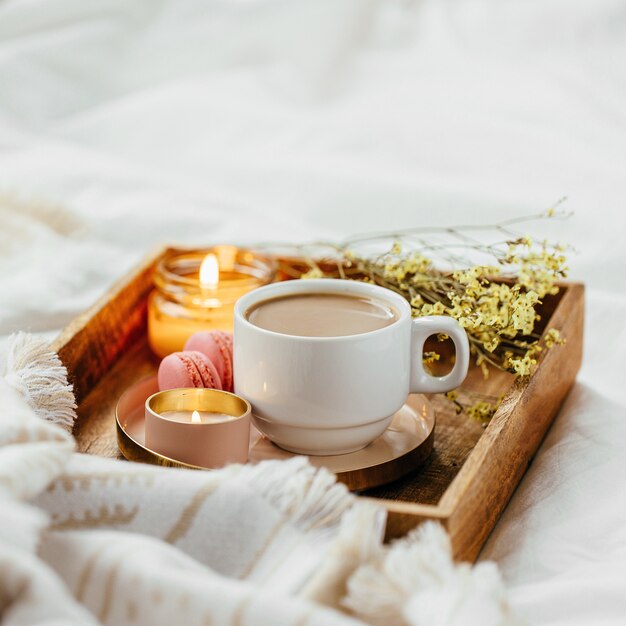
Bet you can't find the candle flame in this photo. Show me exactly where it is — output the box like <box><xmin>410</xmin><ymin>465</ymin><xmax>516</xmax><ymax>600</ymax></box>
<box><xmin>199</xmin><ymin>253</ymin><xmax>219</xmax><ymax>289</ymax></box>
<box><xmin>191</xmin><ymin>410</ymin><xmax>202</xmax><ymax>424</ymax></box>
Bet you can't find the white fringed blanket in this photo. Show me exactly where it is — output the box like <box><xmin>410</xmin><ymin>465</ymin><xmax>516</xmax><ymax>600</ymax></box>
<box><xmin>0</xmin><ymin>333</ymin><xmax>517</xmax><ymax>626</ymax></box>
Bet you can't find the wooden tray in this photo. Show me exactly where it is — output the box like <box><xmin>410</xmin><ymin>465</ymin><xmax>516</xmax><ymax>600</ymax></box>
<box><xmin>51</xmin><ymin>248</ymin><xmax>584</xmax><ymax>562</ymax></box>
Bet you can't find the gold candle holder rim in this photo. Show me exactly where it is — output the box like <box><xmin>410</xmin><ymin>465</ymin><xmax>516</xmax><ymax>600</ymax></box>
<box><xmin>146</xmin><ymin>387</ymin><xmax>252</xmax><ymax>423</ymax></box>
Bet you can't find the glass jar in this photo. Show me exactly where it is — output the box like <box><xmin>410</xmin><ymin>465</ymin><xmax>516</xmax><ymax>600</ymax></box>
<box><xmin>148</xmin><ymin>246</ymin><xmax>276</xmax><ymax>358</ymax></box>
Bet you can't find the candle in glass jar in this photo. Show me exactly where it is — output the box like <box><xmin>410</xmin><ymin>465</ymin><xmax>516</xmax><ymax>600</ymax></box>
<box><xmin>148</xmin><ymin>246</ymin><xmax>276</xmax><ymax>358</ymax></box>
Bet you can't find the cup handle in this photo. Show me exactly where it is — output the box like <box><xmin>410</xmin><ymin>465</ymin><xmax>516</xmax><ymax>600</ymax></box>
<box><xmin>410</xmin><ymin>316</ymin><xmax>470</xmax><ymax>394</ymax></box>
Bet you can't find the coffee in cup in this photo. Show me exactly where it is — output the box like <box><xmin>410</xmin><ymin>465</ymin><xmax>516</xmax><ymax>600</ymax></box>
<box><xmin>245</xmin><ymin>292</ymin><xmax>398</xmax><ymax>337</ymax></box>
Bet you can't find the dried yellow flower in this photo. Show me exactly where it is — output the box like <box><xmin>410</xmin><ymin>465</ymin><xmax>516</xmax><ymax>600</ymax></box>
<box><xmin>301</xmin><ymin>267</ymin><xmax>325</xmax><ymax>279</ymax></box>
<box><xmin>507</xmin><ymin>353</ymin><xmax>537</xmax><ymax>377</ymax></box>
<box><xmin>423</xmin><ymin>351</ymin><xmax>440</xmax><ymax>364</ymax></box>
<box><xmin>544</xmin><ymin>328</ymin><xmax>565</xmax><ymax>348</ymax></box>
<box><xmin>445</xmin><ymin>390</ymin><xmax>463</xmax><ymax>414</ymax></box>
<box><xmin>467</xmin><ymin>400</ymin><xmax>499</xmax><ymax>423</ymax></box>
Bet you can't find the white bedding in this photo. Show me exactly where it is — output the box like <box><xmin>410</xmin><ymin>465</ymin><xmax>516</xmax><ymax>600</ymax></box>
<box><xmin>1</xmin><ymin>1</ymin><xmax>625</xmax><ymax>624</ymax></box>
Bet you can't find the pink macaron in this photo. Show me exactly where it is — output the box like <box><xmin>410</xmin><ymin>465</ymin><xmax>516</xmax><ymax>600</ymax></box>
<box><xmin>184</xmin><ymin>331</ymin><xmax>234</xmax><ymax>392</ymax></box>
<box><xmin>158</xmin><ymin>350</ymin><xmax>223</xmax><ymax>392</ymax></box>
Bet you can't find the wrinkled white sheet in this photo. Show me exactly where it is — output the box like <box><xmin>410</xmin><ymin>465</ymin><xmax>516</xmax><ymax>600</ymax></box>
<box><xmin>0</xmin><ymin>1</ymin><xmax>625</xmax><ymax>624</ymax></box>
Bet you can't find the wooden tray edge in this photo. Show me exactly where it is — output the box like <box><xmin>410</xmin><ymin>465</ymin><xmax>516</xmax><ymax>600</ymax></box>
<box><xmin>431</xmin><ymin>282</ymin><xmax>584</xmax><ymax>559</ymax></box>
<box><xmin>51</xmin><ymin>246</ymin><xmax>166</xmax><ymax>403</ymax></box>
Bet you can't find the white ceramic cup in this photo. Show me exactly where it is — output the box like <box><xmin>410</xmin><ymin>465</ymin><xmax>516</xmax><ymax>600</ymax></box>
<box><xmin>234</xmin><ymin>279</ymin><xmax>469</xmax><ymax>455</ymax></box>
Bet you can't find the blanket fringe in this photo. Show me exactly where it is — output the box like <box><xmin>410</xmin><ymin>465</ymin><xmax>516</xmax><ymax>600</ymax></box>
<box><xmin>243</xmin><ymin>457</ymin><xmax>354</xmax><ymax>533</ymax></box>
<box><xmin>2</xmin><ymin>332</ymin><xmax>76</xmax><ymax>431</ymax></box>
<box><xmin>300</xmin><ymin>501</ymin><xmax>386</xmax><ymax>607</ymax></box>
<box><xmin>342</xmin><ymin>522</ymin><xmax>519</xmax><ymax>626</ymax></box>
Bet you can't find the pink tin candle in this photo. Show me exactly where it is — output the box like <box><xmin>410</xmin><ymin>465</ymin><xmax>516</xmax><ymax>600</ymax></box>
<box><xmin>144</xmin><ymin>387</ymin><xmax>251</xmax><ymax>468</ymax></box>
